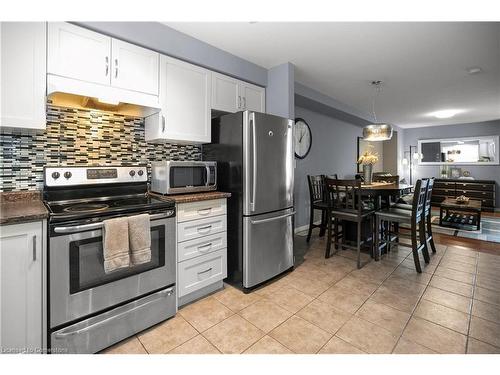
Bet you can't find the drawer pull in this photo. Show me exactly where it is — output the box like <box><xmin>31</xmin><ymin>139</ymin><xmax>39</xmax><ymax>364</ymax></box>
<box><xmin>197</xmin><ymin>243</ymin><xmax>212</xmax><ymax>251</ymax></box>
<box><xmin>197</xmin><ymin>208</ymin><xmax>212</xmax><ymax>215</ymax></box>
<box><xmin>197</xmin><ymin>225</ymin><xmax>212</xmax><ymax>234</ymax></box>
<box><xmin>198</xmin><ymin>267</ymin><xmax>213</xmax><ymax>275</ymax></box>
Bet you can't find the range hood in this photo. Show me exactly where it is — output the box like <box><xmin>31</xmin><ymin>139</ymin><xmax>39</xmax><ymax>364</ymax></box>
<box><xmin>46</xmin><ymin>74</ymin><xmax>161</xmax><ymax>117</ymax></box>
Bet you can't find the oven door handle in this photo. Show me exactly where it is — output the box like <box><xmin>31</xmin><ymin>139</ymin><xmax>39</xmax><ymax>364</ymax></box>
<box><xmin>53</xmin><ymin>287</ymin><xmax>175</xmax><ymax>339</ymax></box>
<box><xmin>53</xmin><ymin>211</ymin><xmax>174</xmax><ymax>234</ymax></box>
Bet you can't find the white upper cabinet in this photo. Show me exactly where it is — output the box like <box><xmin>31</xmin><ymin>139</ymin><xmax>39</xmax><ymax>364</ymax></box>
<box><xmin>1</xmin><ymin>22</ymin><xmax>47</xmax><ymax>130</ymax></box>
<box><xmin>211</xmin><ymin>72</ymin><xmax>265</xmax><ymax>113</ymax></box>
<box><xmin>48</xmin><ymin>22</ymin><xmax>159</xmax><ymax>96</ymax></box>
<box><xmin>0</xmin><ymin>221</ymin><xmax>44</xmax><ymax>352</ymax></box>
<box><xmin>145</xmin><ymin>56</ymin><xmax>211</xmax><ymax>144</ymax></box>
<box><xmin>239</xmin><ymin>82</ymin><xmax>266</xmax><ymax>113</ymax></box>
<box><xmin>48</xmin><ymin>22</ymin><xmax>111</xmax><ymax>85</ymax></box>
<box><xmin>211</xmin><ymin>73</ymin><xmax>240</xmax><ymax>113</ymax></box>
<box><xmin>110</xmin><ymin>39</ymin><xmax>159</xmax><ymax>95</ymax></box>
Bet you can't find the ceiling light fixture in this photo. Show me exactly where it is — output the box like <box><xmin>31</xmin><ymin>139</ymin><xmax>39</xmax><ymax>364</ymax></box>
<box><xmin>97</xmin><ymin>97</ymin><xmax>120</xmax><ymax>106</ymax></box>
<box><xmin>362</xmin><ymin>80</ymin><xmax>393</xmax><ymax>141</ymax></box>
<box><xmin>429</xmin><ymin>109</ymin><xmax>462</xmax><ymax>119</ymax></box>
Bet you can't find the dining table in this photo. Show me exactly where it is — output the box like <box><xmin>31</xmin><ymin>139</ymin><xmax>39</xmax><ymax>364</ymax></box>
<box><xmin>341</xmin><ymin>181</ymin><xmax>414</xmax><ymax>252</ymax></box>
<box><xmin>358</xmin><ymin>182</ymin><xmax>413</xmax><ymax>209</ymax></box>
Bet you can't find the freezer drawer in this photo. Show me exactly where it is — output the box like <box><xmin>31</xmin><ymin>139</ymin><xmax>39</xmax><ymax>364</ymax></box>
<box><xmin>50</xmin><ymin>287</ymin><xmax>176</xmax><ymax>354</ymax></box>
<box><xmin>243</xmin><ymin>208</ymin><xmax>294</xmax><ymax>288</ymax></box>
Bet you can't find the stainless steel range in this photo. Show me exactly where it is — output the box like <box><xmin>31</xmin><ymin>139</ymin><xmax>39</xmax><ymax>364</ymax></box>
<box><xmin>43</xmin><ymin>166</ymin><xmax>176</xmax><ymax>354</ymax></box>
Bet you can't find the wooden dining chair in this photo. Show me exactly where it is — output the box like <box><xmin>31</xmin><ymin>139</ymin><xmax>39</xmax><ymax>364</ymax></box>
<box><xmin>375</xmin><ymin>179</ymin><xmax>430</xmax><ymax>273</ymax></box>
<box><xmin>324</xmin><ymin>177</ymin><xmax>375</xmax><ymax>268</ymax></box>
<box><xmin>306</xmin><ymin>174</ymin><xmax>334</xmax><ymax>242</ymax></box>
<box><xmin>393</xmin><ymin>177</ymin><xmax>437</xmax><ymax>254</ymax></box>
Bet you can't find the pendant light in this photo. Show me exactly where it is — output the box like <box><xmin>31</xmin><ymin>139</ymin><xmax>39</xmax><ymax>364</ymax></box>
<box><xmin>362</xmin><ymin>81</ymin><xmax>393</xmax><ymax>141</ymax></box>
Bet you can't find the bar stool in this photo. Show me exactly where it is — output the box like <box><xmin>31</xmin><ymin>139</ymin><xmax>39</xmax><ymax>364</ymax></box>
<box><xmin>392</xmin><ymin>177</ymin><xmax>436</xmax><ymax>254</ymax></box>
<box><xmin>324</xmin><ymin>177</ymin><xmax>375</xmax><ymax>268</ymax></box>
<box><xmin>306</xmin><ymin>174</ymin><xmax>331</xmax><ymax>242</ymax></box>
<box><xmin>375</xmin><ymin>179</ymin><xmax>430</xmax><ymax>273</ymax></box>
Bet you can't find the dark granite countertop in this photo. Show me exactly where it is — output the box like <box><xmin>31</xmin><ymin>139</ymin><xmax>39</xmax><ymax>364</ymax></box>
<box><xmin>0</xmin><ymin>191</ymin><xmax>48</xmax><ymax>225</ymax></box>
<box><xmin>151</xmin><ymin>191</ymin><xmax>231</xmax><ymax>204</ymax></box>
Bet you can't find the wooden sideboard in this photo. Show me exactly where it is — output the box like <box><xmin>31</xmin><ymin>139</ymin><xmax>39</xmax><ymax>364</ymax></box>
<box><xmin>432</xmin><ymin>179</ymin><xmax>496</xmax><ymax>212</ymax></box>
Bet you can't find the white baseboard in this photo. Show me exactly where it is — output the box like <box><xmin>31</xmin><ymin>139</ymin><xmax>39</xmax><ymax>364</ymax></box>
<box><xmin>294</xmin><ymin>220</ymin><xmax>321</xmax><ymax>234</ymax></box>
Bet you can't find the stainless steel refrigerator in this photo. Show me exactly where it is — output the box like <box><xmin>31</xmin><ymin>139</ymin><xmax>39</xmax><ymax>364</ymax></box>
<box><xmin>203</xmin><ymin>111</ymin><xmax>294</xmax><ymax>289</ymax></box>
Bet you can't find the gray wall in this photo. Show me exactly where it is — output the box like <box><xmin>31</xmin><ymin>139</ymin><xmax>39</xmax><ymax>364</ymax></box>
<box><xmin>266</xmin><ymin>63</ymin><xmax>295</xmax><ymax>119</ymax></box>
<box><xmin>402</xmin><ymin>120</ymin><xmax>500</xmax><ymax>207</ymax></box>
<box><xmin>74</xmin><ymin>22</ymin><xmax>267</xmax><ymax>86</ymax></box>
<box><xmin>294</xmin><ymin>106</ymin><xmax>363</xmax><ymax>228</ymax></box>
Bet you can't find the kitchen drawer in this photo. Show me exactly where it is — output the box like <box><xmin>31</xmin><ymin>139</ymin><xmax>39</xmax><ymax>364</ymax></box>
<box><xmin>51</xmin><ymin>286</ymin><xmax>176</xmax><ymax>353</ymax></box>
<box><xmin>433</xmin><ymin>188</ymin><xmax>455</xmax><ymax>196</ymax></box>
<box><xmin>456</xmin><ymin>182</ymin><xmax>494</xmax><ymax>192</ymax></box>
<box><xmin>178</xmin><ymin>249</ymin><xmax>227</xmax><ymax>297</ymax></box>
<box><xmin>177</xmin><ymin>199</ymin><xmax>227</xmax><ymax>223</ymax></box>
<box><xmin>477</xmin><ymin>199</ymin><xmax>495</xmax><ymax>208</ymax></box>
<box><xmin>457</xmin><ymin>190</ymin><xmax>494</xmax><ymax>199</ymax></box>
<box><xmin>434</xmin><ymin>182</ymin><xmax>455</xmax><ymax>189</ymax></box>
<box><xmin>177</xmin><ymin>215</ymin><xmax>227</xmax><ymax>242</ymax></box>
<box><xmin>178</xmin><ymin>231</ymin><xmax>227</xmax><ymax>262</ymax></box>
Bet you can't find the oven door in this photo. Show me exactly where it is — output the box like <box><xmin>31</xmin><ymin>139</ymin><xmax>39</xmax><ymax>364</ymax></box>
<box><xmin>49</xmin><ymin>213</ymin><xmax>176</xmax><ymax>329</ymax></box>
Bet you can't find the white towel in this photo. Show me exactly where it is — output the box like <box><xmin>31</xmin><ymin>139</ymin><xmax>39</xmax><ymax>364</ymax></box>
<box><xmin>128</xmin><ymin>214</ymin><xmax>151</xmax><ymax>265</ymax></box>
<box><xmin>102</xmin><ymin>217</ymin><xmax>130</xmax><ymax>273</ymax></box>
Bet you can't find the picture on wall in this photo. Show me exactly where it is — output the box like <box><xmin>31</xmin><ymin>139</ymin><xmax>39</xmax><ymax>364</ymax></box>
<box><xmin>450</xmin><ymin>167</ymin><xmax>462</xmax><ymax>178</ymax></box>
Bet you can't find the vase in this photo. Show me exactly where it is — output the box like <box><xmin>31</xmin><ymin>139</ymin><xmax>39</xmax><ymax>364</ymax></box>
<box><xmin>363</xmin><ymin>164</ymin><xmax>373</xmax><ymax>184</ymax></box>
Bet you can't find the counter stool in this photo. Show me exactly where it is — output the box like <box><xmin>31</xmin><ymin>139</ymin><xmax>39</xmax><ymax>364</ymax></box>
<box><xmin>392</xmin><ymin>177</ymin><xmax>436</xmax><ymax>254</ymax></box>
<box><xmin>375</xmin><ymin>179</ymin><xmax>430</xmax><ymax>273</ymax></box>
<box><xmin>306</xmin><ymin>174</ymin><xmax>333</xmax><ymax>242</ymax></box>
<box><xmin>324</xmin><ymin>177</ymin><xmax>375</xmax><ymax>269</ymax></box>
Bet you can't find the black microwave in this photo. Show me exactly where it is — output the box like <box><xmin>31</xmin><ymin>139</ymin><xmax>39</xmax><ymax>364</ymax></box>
<box><xmin>151</xmin><ymin>161</ymin><xmax>217</xmax><ymax>195</ymax></box>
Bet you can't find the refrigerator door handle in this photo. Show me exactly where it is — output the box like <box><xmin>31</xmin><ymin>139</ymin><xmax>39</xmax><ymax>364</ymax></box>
<box><xmin>250</xmin><ymin>211</ymin><xmax>295</xmax><ymax>225</ymax></box>
<box><xmin>250</xmin><ymin>112</ymin><xmax>257</xmax><ymax>212</ymax></box>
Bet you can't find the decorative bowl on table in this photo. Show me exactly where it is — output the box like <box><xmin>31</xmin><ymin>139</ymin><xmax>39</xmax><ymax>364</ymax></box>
<box><xmin>456</xmin><ymin>195</ymin><xmax>469</xmax><ymax>204</ymax></box>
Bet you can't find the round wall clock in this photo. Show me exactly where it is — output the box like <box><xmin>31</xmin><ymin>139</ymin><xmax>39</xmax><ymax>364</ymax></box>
<box><xmin>294</xmin><ymin>118</ymin><xmax>312</xmax><ymax>159</ymax></box>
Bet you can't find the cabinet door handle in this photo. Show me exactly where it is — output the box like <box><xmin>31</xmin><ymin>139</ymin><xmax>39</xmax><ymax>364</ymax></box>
<box><xmin>238</xmin><ymin>96</ymin><xmax>241</xmax><ymax>109</ymax></box>
<box><xmin>32</xmin><ymin>235</ymin><xmax>36</xmax><ymax>261</ymax></box>
<box><xmin>115</xmin><ymin>59</ymin><xmax>119</xmax><ymax>78</ymax></box>
<box><xmin>162</xmin><ymin>115</ymin><xmax>166</xmax><ymax>133</ymax></box>
<box><xmin>105</xmin><ymin>56</ymin><xmax>109</xmax><ymax>76</ymax></box>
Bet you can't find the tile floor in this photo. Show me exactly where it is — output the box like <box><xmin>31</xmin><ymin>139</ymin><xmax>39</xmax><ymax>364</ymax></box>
<box><xmin>103</xmin><ymin>234</ymin><xmax>500</xmax><ymax>354</ymax></box>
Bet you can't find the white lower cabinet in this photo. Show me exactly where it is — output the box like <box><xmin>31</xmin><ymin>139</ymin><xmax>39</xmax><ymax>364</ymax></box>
<box><xmin>0</xmin><ymin>221</ymin><xmax>45</xmax><ymax>353</ymax></box>
<box><xmin>176</xmin><ymin>199</ymin><xmax>227</xmax><ymax>305</ymax></box>
<box><xmin>178</xmin><ymin>249</ymin><xmax>227</xmax><ymax>298</ymax></box>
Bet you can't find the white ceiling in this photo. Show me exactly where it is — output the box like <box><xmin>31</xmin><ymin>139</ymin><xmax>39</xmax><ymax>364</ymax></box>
<box><xmin>165</xmin><ymin>22</ymin><xmax>500</xmax><ymax>128</ymax></box>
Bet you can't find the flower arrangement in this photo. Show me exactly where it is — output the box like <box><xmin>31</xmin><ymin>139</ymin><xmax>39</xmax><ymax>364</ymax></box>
<box><xmin>357</xmin><ymin>149</ymin><xmax>379</xmax><ymax>165</ymax></box>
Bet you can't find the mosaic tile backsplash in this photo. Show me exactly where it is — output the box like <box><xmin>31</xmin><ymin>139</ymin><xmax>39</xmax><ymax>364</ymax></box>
<box><xmin>0</xmin><ymin>105</ymin><xmax>201</xmax><ymax>191</ymax></box>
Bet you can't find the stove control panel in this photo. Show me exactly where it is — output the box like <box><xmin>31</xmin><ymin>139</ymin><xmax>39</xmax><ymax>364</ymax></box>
<box><xmin>44</xmin><ymin>166</ymin><xmax>148</xmax><ymax>187</ymax></box>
